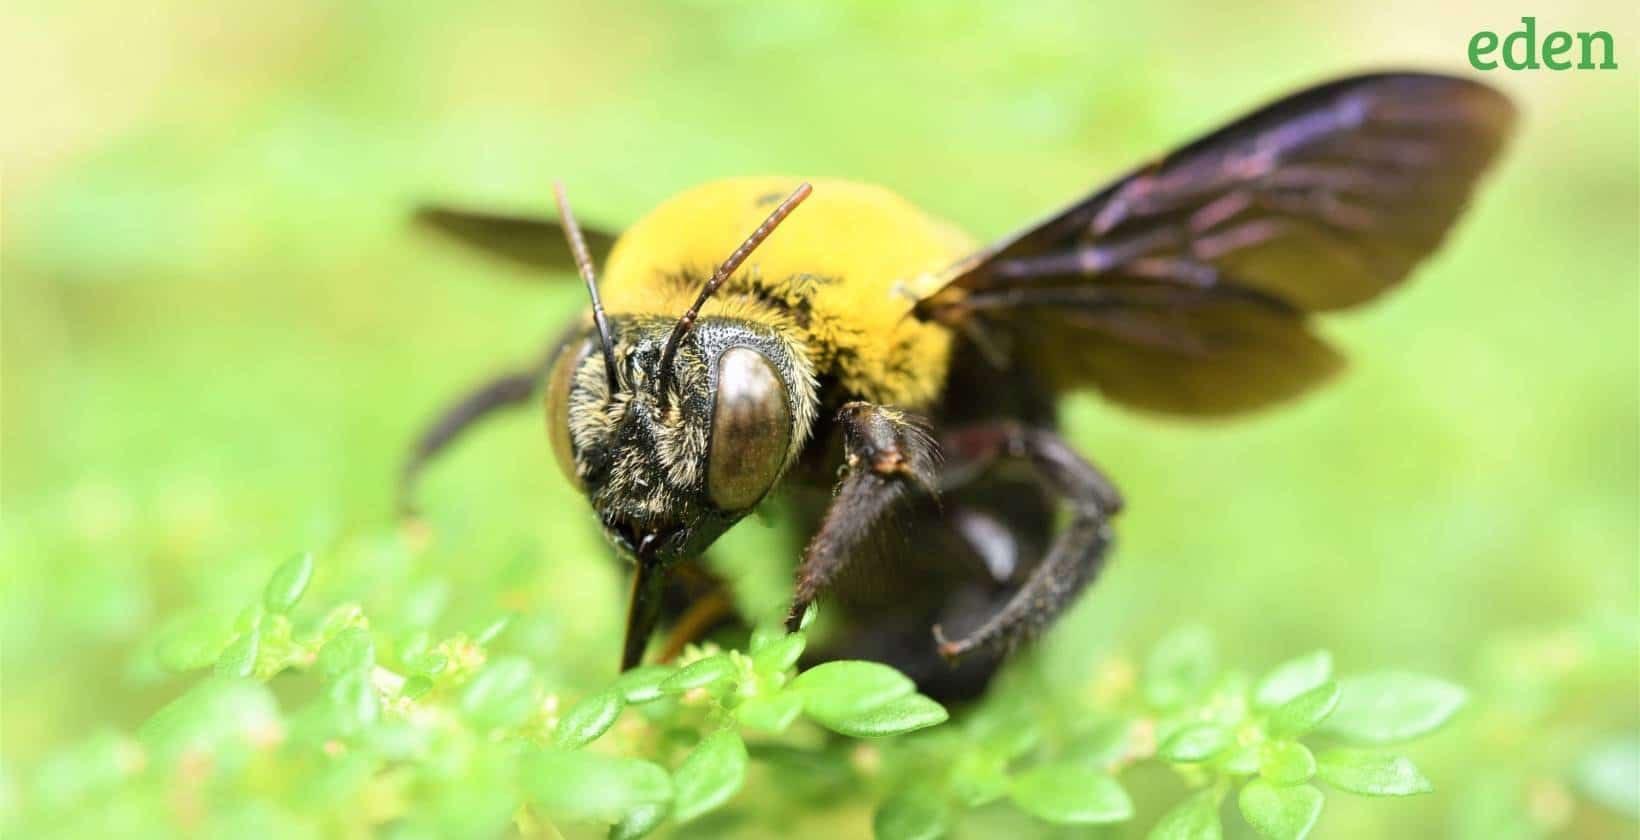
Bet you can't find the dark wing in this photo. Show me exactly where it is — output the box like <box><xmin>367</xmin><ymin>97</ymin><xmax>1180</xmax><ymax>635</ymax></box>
<box><xmin>917</xmin><ymin>73</ymin><xmax>1514</xmax><ymax>415</ymax></box>
<box><xmin>414</xmin><ymin>206</ymin><xmax>619</xmax><ymax>272</ymax></box>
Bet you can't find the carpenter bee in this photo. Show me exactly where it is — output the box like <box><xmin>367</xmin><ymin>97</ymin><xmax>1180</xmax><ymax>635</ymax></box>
<box><xmin>403</xmin><ymin>73</ymin><xmax>1513</xmax><ymax>698</ymax></box>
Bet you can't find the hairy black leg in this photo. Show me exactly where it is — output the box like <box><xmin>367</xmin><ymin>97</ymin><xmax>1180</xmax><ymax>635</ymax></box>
<box><xmin>786</xmin><ymin>402</ymin><xmax>940</xmax><ymax>630</ymax></box>
<box><xmin>398</xmin><ymin>362</ymin><xmax>548</xmax><ymax>516</ymax></box>
<box><xmin>932</xmin><ymin>424</ymin><xmax>1122</xmax><ymax>659</ymax></box>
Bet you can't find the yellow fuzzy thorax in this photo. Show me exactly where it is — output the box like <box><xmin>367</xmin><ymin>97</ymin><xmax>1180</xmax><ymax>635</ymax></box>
<box><xmin>598</xmin><ymin>177</ymin><xmax>975</xmax><ymax>410</ymax></box>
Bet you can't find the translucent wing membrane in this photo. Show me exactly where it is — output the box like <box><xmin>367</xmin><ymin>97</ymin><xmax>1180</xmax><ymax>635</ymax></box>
<box><xmin>918</xmin><ymin>73</ymin><xmax>1514</xmax><ymax>415</ymax></box>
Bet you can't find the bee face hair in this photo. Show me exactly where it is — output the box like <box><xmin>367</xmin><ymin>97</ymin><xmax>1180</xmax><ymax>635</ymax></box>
<box><xmin>548</xmin><ymin>314</ymin><xmax>817</xmax><ymax>562</ymax></box>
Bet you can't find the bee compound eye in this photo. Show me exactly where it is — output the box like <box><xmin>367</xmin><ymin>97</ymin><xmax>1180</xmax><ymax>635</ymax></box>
<box><xmin>706</xmin><ymin>347</ymin><xmax>791</xmax><ymax>510</ymax></box>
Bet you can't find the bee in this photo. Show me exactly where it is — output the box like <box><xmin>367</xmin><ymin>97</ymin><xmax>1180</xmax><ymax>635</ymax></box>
<box><xmin>403</xmin><ymin>73</ymin><xmax>1513</xmax><ymax>698</ymax></box>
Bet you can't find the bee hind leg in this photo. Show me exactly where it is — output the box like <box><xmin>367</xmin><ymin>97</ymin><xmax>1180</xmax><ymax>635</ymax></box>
<box><xmin>786</xmin><ymin>402</ymin><xmax>940</xmax><ymax>630</ymax></box>
<box><xmin>932</xmin><ymin>424</ymin><xmax>1122</xmax><ymax>660</ymax></box>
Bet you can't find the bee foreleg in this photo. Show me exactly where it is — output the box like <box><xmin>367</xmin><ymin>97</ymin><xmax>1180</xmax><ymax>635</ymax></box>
<box><xmin>786</xmin><ymin>402</ymin><xmax>940</xmax><ymax>629</ymax></box>
<box><xmin>398</xmin><ymin>362</ymin><xmax>549</xmax><ymax>517</ymax></box>
<box><xmin>932</xmin><ymin>425</ymin><xmax>1122</xmax><ymax>660</ymax></box>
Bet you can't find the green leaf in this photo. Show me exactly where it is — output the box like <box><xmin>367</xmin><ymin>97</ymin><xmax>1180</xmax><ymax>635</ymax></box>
<box><xmin>1316</xmin><ymin>749</ymin><xmax>1432</xmax><ymax>796</ymax></box>
<box><xmin>874</xmin><ymin>788</ymin><xmax>951</xmax><ymax>840</ymax></box>
<box><xmin>315</xmin><ymin>627</ymin><xmax>374</xmax><ymax>679</ymax></box>
<box><xmin>672</xmin><ymin>729</ymin><xmax>748</xmax><ymax>823</ymax></box>
<box><xmin>615</xmin><ymin>665</ymin><xmax>676</xmax><ymax>704</ymax></box>
<box><xmin>401</xmin><ymin>675</ymin><xmax>433</xmax><ymax>700</ymax></box>
<box><xmin>792</xmin><ymin>660</ymin><xmax>915</xmax><ymax>722</ymax></box>
<box><xmin>213</xmin><ymin>628</ymin><xmax>260</xmax><ymax>678</ymax></box>
<box><xmin>522</xmin><ymin>748</ymin><xmax>672</xmax><ymax>823</ymax></box>
<box><xmin>329</xmin><ymin>669</ymin><xmax>379</xmax><ymax>732</ymax></box>
<box><xmin>153</xmin><ymin>609</ymin><xmax>236</xmax><ymax>672</ymax></box>
<box><xmin>1574</xmin><ymin>735</ymin><xmax>1640</xmax><ymax>818</ymax></box>
<box><xmin>1149</xmin><ymin>788</ymin><xmax>1222</xmax><ymax>840</ymax></box>
<box><xmin>1237</xmin><ymin>780</ymin><xmax>1322</xmax><ymax>840</ymax></box>
<box><xmin>1254</xmin><ymin>651</ymin><xmax>1333</xmax><ymax>710</ymax></box>
<box><xmin>1158</xmin><ymin>723</ymin><xmax>1233</xmax><ymax>763</ymax></box>
<box><xmin>797</xmin><ymin>602</ymin><xmax>817</xmax><ymax>630</ymax></box>
<box><xmin>1006</xmin><ymin>763</ymin><xmax>1133</xmax><ymax>825</ymax></box>
<box><xmin>459</xmin><ymin>657</ymin><xmax>541</xmax><ymax>730</ymax></box>
<box><xmin>812</xmin><ymin>693</ymin><xmax>948</xmax><ymax>738</ymax></box>
<box><xmin>263</xmin><ymin>552</ymin><xmax>315</xmax><ymax>614</ymax></box>
<box><xmin>659</xmin><ymin>654</ymin><xmax>737</xmax><ymax>694</ymax></box>
<box><xmin>138</xmin><ymin>677</ymin><xmax>280</xmax><ymax>768</ymax></box>
<box><xmin>1223</xmin><ymin>743</ymin><xmax>1263</xmax><ymax>775</ymax></box>
<box><xmin>610</xmin><ymin>801</ymin><xmax>669</xmax><ymax>840</ymax></box>
<box><xmin>1260</xmin><ymin>742</ymin><xmax>1317</xmax><ymax>786</ymax></box>
<box><xmin>553</xmin><ymin>689</ymin><xmax>625</xmax><ymax>748</ymax></box>
<box><xmin>1144</xmin><ymin>626</ymin><xmax>1217</xmax><ymax>709</ymax></box>
<box><xmin>1266</xmin><ymin>681</ymin><xmax>1341</xmax><ymax>738</ymax></box>
<box><xmin>748</xmin><ymin>620</ymin><xmax>785</xmax><ymax>653</ymax></box>
<box><xmin>736</xmin><ymin>690</ymin><xmax>803</xmax><ymax>734</ymax></box>
<box><xmin>1322</xmin><ymin>672</ymin><xmax>1466</xmax><ymax>744</ymax></box>
<box><xmin>949</xmin><ymin>751</ymin><xmax>1009</xmax><ymax>806</ymax></box>
<box><xmin>752</xmin><ymin>632</ymin><xmax>806</xmax><ymax>674</ymax></box>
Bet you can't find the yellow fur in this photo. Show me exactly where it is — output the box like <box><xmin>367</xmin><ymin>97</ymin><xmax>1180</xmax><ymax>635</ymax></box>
<box><xmin>599</xmin><ymin>177</ymin><xmax>974</xmax><ymax>410</ymax></box>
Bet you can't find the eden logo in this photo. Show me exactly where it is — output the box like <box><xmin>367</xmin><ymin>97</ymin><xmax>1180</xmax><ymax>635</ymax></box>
<box><xmin>1469</xmin><ymin>17</ymin><xmax>1618</xmax><ymax>70</ymax></box>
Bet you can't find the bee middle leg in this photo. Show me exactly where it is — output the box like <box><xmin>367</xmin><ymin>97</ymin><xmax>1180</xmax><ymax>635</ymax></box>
<box><xmin>931</xmin><ymin>423</ymin><xmax>1123</xmax><ymax>659</ymax></box>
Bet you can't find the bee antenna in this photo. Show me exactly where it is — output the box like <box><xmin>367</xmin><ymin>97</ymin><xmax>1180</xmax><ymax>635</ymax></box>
<box><xmin>553</xmin><ymin>182</ymin><xmax>620</xmax><ymax>396</ymax></box>
<box><xmin>656</xmin><ymin>182</ymin><xmax>813</xmax><ymax>403</ymax></box>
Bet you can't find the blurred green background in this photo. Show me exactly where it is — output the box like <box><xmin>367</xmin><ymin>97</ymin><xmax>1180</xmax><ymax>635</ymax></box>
<box><xmin>3</xmin><ymin>0</ymin><xmax>1636</xmax><ymax>836</ymax></box>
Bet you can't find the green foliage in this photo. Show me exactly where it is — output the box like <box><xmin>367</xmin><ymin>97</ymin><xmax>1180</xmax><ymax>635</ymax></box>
<box><xmin>1</xmin><ymin>550</ymin><xmax>1499</xmax><ymax>838</ymax></box>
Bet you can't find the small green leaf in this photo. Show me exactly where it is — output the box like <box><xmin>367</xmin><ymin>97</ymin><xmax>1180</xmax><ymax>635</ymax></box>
<box><xmin>153</xmin><ymin>609</ymin><xmax>236</xmax><ymax>672</ymax></box>
<box><xmin>213</xmin><ymin>629</ymin><xmax>260</xmax><ymax>678</ymax></box>
<box><xmin>1006</xmin><ymin>763</ymin><xmax>1133</xmax><ymax>825</ymax></box>
<box><xmin>263</xmin><ymin>552</ymin><xmax>315</xmax><ymax>614</ymax></box>
<box><xmin>736</xmin><ymin>691</ymin><xmax>803</xmax><ymax>734</ymax></box>
<box><xmin>554</xmin><ymin>689</ymin><xmax>625</xmax><ymax>748</ymax></box>
<box><xmin>672</xmin><ymin>729</ymin><xmax>748</xmax><ymax>823</ymax></box>
<box><xmin>1148</xmin><ymin>788</ymin><xmax>1222</xmax><ymax>840</ymax></box>
<box><xmin>138</xmin><ymin>677</ymin><xmax>280</xmax><ymax>768</ymax></box>
<box><xmin>330</xmin><ymin>669</ymin><xmax>379</xmax><ymax>731</ymax></box>
<box><xmin>797</xmin><ymin>602</ymin><xmax>817</xmax><ymax>630</ymax></box>
<box><xmin>1267</xmin><ymin>681</ymin><xmax>1341</xmax><ymax>738</ymax></box>
<box><xmin>1260</xmin><ymin>742</ymin><xmax>1317</xmax><ymax>786</ymax></box>
<box><xmin>813</xmin><ymin>693</ymin><xmax>948</xmax><ymax>738</ymax></box>
<box><xmin>1158</xmin><ymin>723</ymin><xmax>1233</xmax><ymax>763</ymax></box>
<box><xmin>1062</xmin><ymin>719</ymin><xmax>1126</xmax><ymax>768</ymax></box>
<box><xmin>1254</xmin><ymin>651</ymin><xmax>1333</xmax><ymax>710</ymax></box>
<box><xmin>315</xmin><ymin>627</ymin><xmax>374</xmax><ymax>679</ymax></box>
<box><xmin>401</xmin><ymin>675</ymin><xmax>433</xmax><ymax>700</ymax></box>
<box><xmin>1237</xmin><ymin>780</ymin><xmax>1322</xmax><ymax>840</ymax></box>
<box><xmin>792</xmin><ymin>660</ymin><xmax>915</xmax><ymax>722</ymax></box>
<box><xmin>1224</xmin><ymin>743</ymin><xmax>1263</xmax><ymax>775</ymax></box>
<box><xmin>752</xmin><ymin>632</ymin><xmax>806</xmax><ymax>674</ymax></box>
<box><xmin>659</xmin><ymin>654</ymin><xmax>737</xmax><ymax>694</ymax></box>
<box><xmin>874</xmin><ymin>788</ymin><xmax>951</xmax><ymax>840</ymax></box>
<box><xmin>1316</xmin><ymin>749</ymin><xmax>1432</xmax><ymax>796</ymax></box>
<box><xmin>615</xmin><ymin>665</ymin><xmax>676</xmax><ymax>704</ymax></box>
<box><xmin>748</xmin><ymin>620</ymin><xmax>785</xmax><ymax>653</ymax></box>
<box><xmin>459</xmin><ymin>657</ymin><xmax>540</xmax><ymax>730</ymax></box>
<box><xmin>1322</xmin><ymin>672</ymin><xmax>1466</xmax><ymax>744</ymax></box>
<box><xmin>522</xmin><ymin>748</ymin><xmax>672</xmax><ymax>823</ymax></box>
<box><xmin>949</xmin><ymin>751</ymin><xmax>1009</xmax><ymax>806</ymax></box>
<box><xmin>610</xmin><ymin>801</ymin><xmax>669</xmax><ymax>840</ymax></box>
<box><xmin>1144</xmin><ymin>626</ymin><xmax>1217</xmax><ymax>709</ymax></box>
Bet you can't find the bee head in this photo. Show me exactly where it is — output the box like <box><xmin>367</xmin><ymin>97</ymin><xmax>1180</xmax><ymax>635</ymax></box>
<box><xmin>546</xmin><ymin>315</ymin><xmax>815</xmax><ymax>564</ymax></box>
<box><xmin>545</xmin><ymin>182</ymin><xmax>816</xmax><ymax>567</ymax></box>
